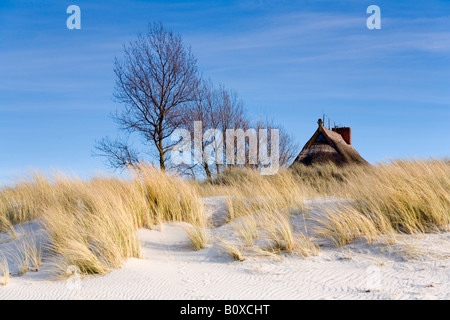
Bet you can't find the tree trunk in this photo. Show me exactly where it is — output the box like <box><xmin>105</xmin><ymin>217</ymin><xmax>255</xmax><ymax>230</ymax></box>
<box><xmin>159</xmin><ymin>153</ymin><xmax>165</xmax><ymax>171</ymax></box>
<box><xmin>216</xmin><ymin>163</ymin><xmax>220</xmax><ymax>176</ymax></box>
<box><xmin>204</xmin><ymin>162</ymin><xmax>212</xmax><ymax>181</ymax></box>
<box><xmin>158</xmin><ymin>137</ymin><xmax>166</xmax><ymax>171</ymax></box>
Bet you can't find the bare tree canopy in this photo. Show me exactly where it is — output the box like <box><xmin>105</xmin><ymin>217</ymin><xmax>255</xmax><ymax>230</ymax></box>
<box><xmin>94</xmin><ymin>137</ymin><xmax>141</xmax><ymax>171</ymax></box>
<box><xmin>95</xmin><ymin>22</ymin><xmax>298</xmax><ymax>178</ymax></box>
<box><xmin>178</xmin><ymin>80</ymin><xmax>297</xmax><ymax>178</ymax></box>
<box><xmin>253</xmin><ymin>117</ymin><xmax>300</xmax><ymax>168</ymax></box>
<box><xmin>96</xmin><ymin>22</ymin><xmax>199</xmax><ymax>171</ymax></box>
<box><xmin>180</xmin><ymin>78</ymin><xmax>249</xmax><ymax>179</ymax></box>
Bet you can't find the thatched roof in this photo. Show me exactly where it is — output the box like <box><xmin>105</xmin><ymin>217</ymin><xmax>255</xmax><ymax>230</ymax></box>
<box><xmin>291</xmin><ymin>119</ymin><xmax>369</xmax><ymax>166</ymax></box>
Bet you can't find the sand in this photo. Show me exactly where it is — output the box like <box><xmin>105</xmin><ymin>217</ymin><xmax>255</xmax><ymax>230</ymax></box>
<box><xmin>0</xmin><ymin>197</ymin><xmax>449</xmax><ymax>300</ymax></box>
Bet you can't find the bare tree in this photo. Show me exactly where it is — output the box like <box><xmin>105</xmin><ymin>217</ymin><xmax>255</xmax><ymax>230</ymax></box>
<box><xmin>278</xmin><ymin>127</ymin><xmax>299</xmax><ymax>167</ymax></box>
<box><xmin>94</xmin><ymin>137</ymin><xmax>141</xmax><ymax>170</ymax></box>
<box><xmin>180</xmin><ymin>79</ymin><xmax>249</xmax><ymax>179</ymax></box>
<box><xmin>179</xmin><ymin>82</ymin><xmax>299</xmax><ymax>177</ymax></box>
<box><xmin>254</xmin><ymin>117</ymin><xmax>300</xmax><ymax>168</ymax></box>
<box><xmin>180</xmin><ymin>79</ymin><xmax>215</xmax><ymax>180</ymax></box>
<box><xmin>213</xmin><ymin>85</ymin><xmax>248</xmax><ymax>174</ymax></box>
<box><xmin>96</xmin><ymin>23</ymin><xmax>199</xmax><ymax>171</ymax></box>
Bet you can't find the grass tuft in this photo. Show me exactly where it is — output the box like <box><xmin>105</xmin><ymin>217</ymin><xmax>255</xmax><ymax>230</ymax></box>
<box><xmin>185</xmin><ymin>225</ymin><xmax>209</xmax><ymax>251</ymax></box>
<box><xmin>0</xmin><ymin>254</ymin><xmax>9</xmax><ymax>285</ymax></box>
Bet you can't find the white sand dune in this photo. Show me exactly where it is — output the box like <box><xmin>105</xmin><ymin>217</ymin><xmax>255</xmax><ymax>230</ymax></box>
<box><xmin>0</xmin><ymin>197</ymin><xmax>449</xmax><ymax>300</ymax></box>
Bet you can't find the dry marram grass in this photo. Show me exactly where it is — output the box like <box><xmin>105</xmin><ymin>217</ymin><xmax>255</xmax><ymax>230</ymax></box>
<box><xmin>0</xmin><ymin>160</ymin><xmax>448</xmax><ymax>275</ymax></box>
<box><xmin>0</xmin><ymin>254</ymin><xmax>9</xmax><ymax>285</ymax></box>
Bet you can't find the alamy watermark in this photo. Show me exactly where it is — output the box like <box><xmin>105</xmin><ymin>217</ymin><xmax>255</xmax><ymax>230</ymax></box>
<box><xmin>66</xmin><ymin>5</ymin><xmax>379</xmax><ymax>30</ymax></box>
<box><xmin>367</xmin><ymin>5</ymin><xmax>381</xmax><ymax>30</ymax></box>
<box><xmin>171</xmin><ymin>121</ymin><xmax>280</xmax><ymax>175</ymax></box>
<box><xmin>66</xmin><ymin>5</ymin><xmax>81</xmax><ymax>30</ymax></box>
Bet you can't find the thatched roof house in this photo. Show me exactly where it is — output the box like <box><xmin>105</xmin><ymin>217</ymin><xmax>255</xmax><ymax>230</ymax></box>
<box><xmin>291</xmin><ymin>119</ymin><xmax>369</xmax><ymax>166</ymax></box>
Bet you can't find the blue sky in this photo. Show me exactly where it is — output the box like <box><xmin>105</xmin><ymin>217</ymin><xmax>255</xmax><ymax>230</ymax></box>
<box><xmin>1</xmin><ymin>0</ymin><xmax>449</xmax><ymax>184</ymax></box>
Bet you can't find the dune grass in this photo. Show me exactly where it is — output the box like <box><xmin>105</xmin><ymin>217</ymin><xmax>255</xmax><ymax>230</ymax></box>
<box><xmin>137</xmin><ymin>166</ymin><xmax>205</xmax><ymax>226</ymax></box>
<box><xmin>314</xmin><ymin>204</ymin><xmax>381</xmax><ymax>247</ymax></box>
<box><xmin>0</xmin><ymin>254</ymin><xmax>9</xmax><ymax>285</ymax></box>
<box><xmin>199</xmin><ymin>160</ymin><xmax>449</xmax><ymax>250</ymax></box>
<box><xmin>185</xmin><ymin>225</ymin><xmax>209</xmax><ymax>251</ymax></box>
<box><xmin>10</xmin><ymin>233</ymin><xmax>43</xmax><ymax>274</ymax></box>
<box><xmin>260</xmin><ymin>210</ymin><xmax>318</xmax><ymax>256</ymax></box>
<box><xmin>220</xmin><ymin>239</ymin><xmax>245</xmax><ymax>261</ymax></box>
<box><xmin>348</xmin><ymin>160</ymin><xmax>450</xmax><ymax>234</ymax></box>
<box><xmin>0</xmin><ymin>165</ymin><xmax>205</xmax><ymax>275</ymax></box>
<box><xmin>198</xmin><ymin>168</ymin><xmax>309</xmax><ymax>224</ymax></box>
<box><xmin>313</xmin><ymin>160</ymin><xmax>449</xmax><ymax>247</ymax></box>
<box><xmin>0</xmin><ymin>159</ymin><xmax>448</xmax><ymax>275</ymax></box>
<box><xmin>234</xmin><ymin>213</ymin><xmax>259</xmax><ymax>247</ymax></box>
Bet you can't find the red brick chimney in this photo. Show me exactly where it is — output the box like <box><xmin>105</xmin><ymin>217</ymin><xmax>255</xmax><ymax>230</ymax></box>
<box><xmin>332</xmin><ymin>127</ymin><xmax>351</xmax><ymax>145</ymax></box>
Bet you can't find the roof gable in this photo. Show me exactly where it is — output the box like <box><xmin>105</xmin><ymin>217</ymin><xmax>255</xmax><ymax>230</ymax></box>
<box><xmin>292</xmin><ymin>120</ymin><xmax>369</xmax><ymax>166</ymax></box>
